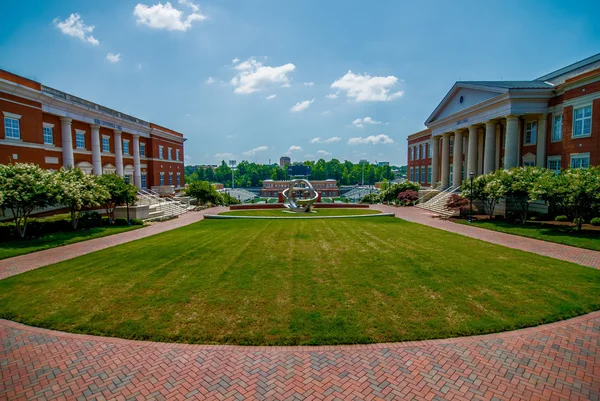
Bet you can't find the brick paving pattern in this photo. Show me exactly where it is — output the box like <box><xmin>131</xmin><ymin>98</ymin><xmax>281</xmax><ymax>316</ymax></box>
<box><xmin>373</xmin><ymin>205</ymin><xmax>600</xmax><ymax>269</ymax></box>
<box><xmin>1</xmin><ymin>313</ymin><xmax>599</xmax><ymax>400</ymax></box>
<box><xmin>0</xmin><ymin>207</ymin><xmax>227</xmax><ymax>280</ymax></box>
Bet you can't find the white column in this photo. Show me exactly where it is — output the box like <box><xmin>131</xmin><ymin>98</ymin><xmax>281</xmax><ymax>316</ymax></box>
<box><xmin>431</xmin><ymin>136</ymin><xmax>440</xmax><ymax>187</ymax></box>
<box><xmin>90</xmin><ymin>124</ymin><xmax>102</xmax><ymax>175</ymax></box>
<box><xmin>483</xmin><ymin>120</ymin><xmax>496</xmax><ymax>174</ymax></box>
<box><xmin>536</xmin><ymin>114</ymin><xmax>547</xmax><ymax>167</ymax></box>
<box><xmin>441</xmin><ymin>133</ymin><xmax>450</xmax><ymax>189</ymax></box>
<box><xmin>467</xmin><ymin>125</ymin><xmax>478</xmax><ymax>177</ymax></box>
<box><xmin>132</xmin><ymin>134</ymin><xmax>141</xmax><ymax>188</ymax></box>
<box><xmin>495</xmin><ymin>123</ymin><xmax>501</xmax><ymax>170</ymax></box>
<box><xmin>114</xmin><ymin>130</ymin><xmax>123</xmax><ymax>176</ymax></box>
<box><xmin>477</xmin><ymin>129</ymin><xmax>484</xmax><ymax>175</ymax></box>
<box><xmin>504</xmin><ymin>116</ymin><xmax>519</xmax><ymax>169</ymax></box>
<box><xmin>452</xmin><ymin>130</ymin><xmax>464</xmax><ymax>187</ymax></box>
<box><xmin>60</xmin><ymin>117</ymin><xmax>74</xmax><ymax>168</ymax></box>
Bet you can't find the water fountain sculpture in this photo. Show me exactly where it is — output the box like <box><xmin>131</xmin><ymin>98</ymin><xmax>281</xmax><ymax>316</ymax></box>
<box><xmin>281</xmin><ymin>179</ymin><xmax>319</xmax><ymax>212</ymax></box>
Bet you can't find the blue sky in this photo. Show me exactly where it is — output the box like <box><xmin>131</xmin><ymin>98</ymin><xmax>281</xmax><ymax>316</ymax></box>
<box><xmin>1</xmin><ymin>0</ymin><xmax>599</xmax><ymax>166</ymax></box>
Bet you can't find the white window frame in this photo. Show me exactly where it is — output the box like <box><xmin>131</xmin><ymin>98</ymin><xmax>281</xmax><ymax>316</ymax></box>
<box><xmin>141</xmin><ymin>173</ymin><xmax>147</xmax><ymax>189</ymax></box>
<box><xmin>169</xmin><ymin>172</ymin><xmax>173</xmax><ymax>185</ymax></box>
<box><xmin>428</xmin><ymin>142</ymin><xmax>432</xmax><ymax>158</ymax></box>
<box><xmin>427</xmin><ymin>165</ymin><xmax>432</xmax><ymax>183</ymax></box>
<box><xmin>547</xmin><ymin>156</ymin><xmax>561</xmax><ymax>174</ymax></box>
<box><xmin>102</xmin><ymin>135</ymin><xmax>111</xmax><ymax>153</ymax></box>
<box><xmin>75</xmin><ymin>130</ymin><xmax>86</xmax><ymax>149</ymax></box>
<box><xmin>3</xmin><ymin>111</ymin><xmax>22</xmax><ymax>140</ymax></box>
<box><xmin>409</xmin><ymin>147</ymin><xmax>413</xmax><ymax>161</ymax></box>
<box><xmin>552</xmin><ymin>115</ymin><xmax>563</xmax><ymax>142</ymax></box>
<box><xmin>420</xmin><ymin>166</ymin><xmax>425</xmax><ymax>183</ymax></box>
<box><xmin>43</xmin><ymin>122</ymin><xmax>54</xmax><ymax>145</ymax></box>
<box><xmin>570</xmin><ymin>153</ymin><xmax>590</xmax><ymax>169</ymax></box>
<box><xmin>159</xmin><ymin>172</ymin><xmax>165</xmax><ymax>185</ymax></box>
<box><xmin>573</xmin><ymin>105</ymin><xmax>592</xmax><ymax>138</ymax></box>
<box><xmin>168</xmin><ymin>147</ymin><xmax>172</xmax><ymax>160</ymax></box>
<box><xmin>159</xmin><ymin>146</ymin><xmax>164</xmax><ymax>159</ymax></box>
<box><xmin>123</xmin><ymin>139</ymin><xmax>130</xmax><ymax>155</ymax></box>
<box><xmin>140</xmin><ymin>142</ymin><xmax>146</xmax><ymax>157</ymax></box>
<box><xmin>176</xmin><ymin>149</ymin><xmax>180</xmax><ymax>161</ymax></box>
<box><xmin>524</xmin><ymin>121</ymin><xmax>537</xmax><ymax>145</ymax></box>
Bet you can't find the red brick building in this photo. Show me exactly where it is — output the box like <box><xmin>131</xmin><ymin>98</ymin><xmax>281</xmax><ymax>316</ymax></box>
<box><xmin>408</xmin><ymin>53</ymin><xmax>600</xmax><ymax>188</ymax></box>
<box><xmin>0</xmin><ymin>70</ymin><xmax>186</xmax><ymax>189</ymax></box>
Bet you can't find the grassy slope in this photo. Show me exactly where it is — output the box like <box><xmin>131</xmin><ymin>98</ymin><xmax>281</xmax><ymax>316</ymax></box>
<box><xmin>1</xmin><ymin>217</ymin><xmax>599</xmax><ymax>345</ymax></box>
<box><xmin>0</xmin><ymin>226</ymin><xmax>141</xmax><ymax>260</ymax></box>
<box><xmin>220</xmin><ymin>208</ymin><xmax>381</xmax><ymax>217</ymax></box>
<box><xmin>455</xmin><ymin>219</ymin><xmax>600</xmax><ymax>251</ymax></box>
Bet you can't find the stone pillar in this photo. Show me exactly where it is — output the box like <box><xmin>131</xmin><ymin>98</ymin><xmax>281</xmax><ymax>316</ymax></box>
<box><xmin>441</xmin><ymin>134</ymin><xmax>450</xmax><ymax>189</ymax></box>
<box><xmin>132</xmin><ymin>134</ymin><xmax>142</xmax><ymax>188</ymax></box>
<box><xmin>467</xmin><ymin>125</ymin><xmax>478</xmax><ymax>177</ymax></box>
<box><xmin>431</xmin><ymin>136</ymin><xmax>440</xmax><ymax>187</ymax></box>
<box><xmin>114</xmin><ymin>130</ymin><xmax>124</xmax><ymax>176</ymax></box>
<box><xmin>452</xmin><ymin>130</ymin><xmax>464</xmax><ymax>187</ymax></box>
<box><xmin>536</xmin><ymin>114</ymin><xmax>547</xmax><ymax>167</ymax></box>
<box><xmin>477</xmin><ymin>129</ymin><xmax>484</xmax><ymax>175</ymax></box>
<box><xmin>90</xmin><ymin>124</ymin><xmax>102</xmax><ymax>175</ymax></box>
<box><xmin>495</xmin><ymin>123</ymin><xmax>501</xmax><ymax>170</ymax></box>
<box><xmin>483</xmin><ymin>120</ymin><xmax>496</xmax><ymax>174</ymax></box>
<box><xmin>504</xmin><ymin>116</ymin><xmax>520</xmax><ymax>169</ymax></box>
<box><xmin>60</xmin><ymin>117</ymin><xmax>74</xmax><ymax>168</ymax></box>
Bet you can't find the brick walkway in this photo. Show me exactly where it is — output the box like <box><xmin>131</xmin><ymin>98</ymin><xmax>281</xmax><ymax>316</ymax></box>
<box><xmin>372</xmin><ymin>205</ymin><xmax>600</xmax><ymax>269</ymax></box>
<box><xmin>1</xmin><ymin>313</ymin><xmax>598</xmax><ymax>400</ymax></box>
<box><xmin>0</xmin><ymin>207</ymin><xmax>227</xmax><ymax>280</ymax></box>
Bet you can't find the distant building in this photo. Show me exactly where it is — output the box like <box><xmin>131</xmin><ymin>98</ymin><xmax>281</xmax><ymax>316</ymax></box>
<box><xmin>213</xmin><ymin>183</ymin><xmax>224</xmax><ymax>190</ymax></box>
<box><xmin>377</xmin><ymin>161</ymin><xmax>390</xmax><ymax>166</ymax></box>
<box><xmin>279</xmin><ymin>156</ymin><xmax>291</xmax><ymax>167</ymax></box>
<box><xmin>262</xmin><ymin>179</ymin><xmax>338</xmax><ymax>197</ymax></box>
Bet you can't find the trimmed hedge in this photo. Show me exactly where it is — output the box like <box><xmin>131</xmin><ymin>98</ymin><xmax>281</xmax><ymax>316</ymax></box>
<box><xmin>591</xmin><ymin>217</ymin><xmax>600</xmax><ymax>227</ymax></box>
<box><xmin>554</xmin><ymin>215</ymin><xmax>568</xmax><ymax>222</ymax></box>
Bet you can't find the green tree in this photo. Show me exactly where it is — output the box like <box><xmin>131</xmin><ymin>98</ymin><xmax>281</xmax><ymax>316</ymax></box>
<box><xmin>0</xmin><ymin>163</ymin><xmax>58</xmax><ymax>238</ymax></box>
<box><xmin>57</xmin><ymin>168</ymin><xmax>110</xmax><ymax>229</ymax></box>
<box><xmin>98</xmin><ymin>174</ymin><xmax>138</xmax><ymax>223</ymax></box>
<box><xmin>461</xmin><ymin>171</ymin><xmax>506</xmax><ymax>218</ymax></box>
<box><xmin>185</xmin><ymin>180</ymin><xmax>221</xmax><ymax>205</ymax></box>
<box><xmin>500</xmin><ymin>167</ymin><xmax>554</xmax><ymax>224</ymax></box>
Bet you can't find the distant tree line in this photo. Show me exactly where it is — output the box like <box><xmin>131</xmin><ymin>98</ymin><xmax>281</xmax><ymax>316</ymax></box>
<box><xmin>185</xmin><ymin>160</ymin><xmax>405</xmax><ymax>187</ymax></box>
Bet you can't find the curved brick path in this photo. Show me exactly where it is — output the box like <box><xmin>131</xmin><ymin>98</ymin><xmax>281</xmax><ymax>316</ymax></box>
<box><xmin>372</xmin><ymin>205</ymin><xmax>600</xmax><ymax>269</ymax></box>
<box><xmin>1</xmin><ymin>313</ymin><xmax>599</xmax><ymax>400</ymax></box>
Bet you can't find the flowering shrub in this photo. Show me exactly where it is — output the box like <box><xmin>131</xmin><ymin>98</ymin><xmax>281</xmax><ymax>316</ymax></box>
<box><xmin>444</xmin><ymin>194</ymin><xmax>475</xmax><ymax>217</ymax></box>
<box><xmin>397</xmin><ymin>190</ymin><xmax>419</xmax><ymax>206</ymax></box>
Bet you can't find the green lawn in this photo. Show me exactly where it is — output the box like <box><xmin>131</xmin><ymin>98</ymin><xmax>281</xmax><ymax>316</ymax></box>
<box><xmin>454</xmin><ymin>219</ymin><xmax>600</xmax><ymax>251</ymax></box>
<box><xmin>220</xmin><ymin>208</ymin><xmax>380</xmax><ymax>217</ymax></box>
<box><xmin>0</xmin><ymin>225</ymin><xmax>141</xmax><ymax>260</ymax></box>
<box><xmin>1</xmin><ymin>217</ymin><xmax>599</xmax><ymax>346</ymax></box>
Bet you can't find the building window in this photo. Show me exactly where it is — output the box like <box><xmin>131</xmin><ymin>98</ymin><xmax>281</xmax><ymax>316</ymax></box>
<box><xmin>427</xmin><ymin>165</ymin><xmax>432</xmax><ymax>183</ymax></box>
<box><xmin>449</xmin><ymin>137</ymin><xmax>454</xmax><ymax>156</ymax></box>
<box><xmin>177</xmin><ymin>172</ymin><xmax>181</xmax><ymax>187</ymax></box>
<box><xmin>159</xmin><ymin>146</ymin><xmax>164</xmax><ymax>159</ymax></box>
<box><xmin>140</xmin><ymin>143</ymin><xmax>145</xmax><ymax>156</ymax></box>
<box><xmin>449</xmin><ymin>165</ymin><xmax>453</xmax><ymax>184</ymax></box>
<box><xmin>410</xmin><ymin>167</ymin><xmax>414</xmax><ymax>181</ymax></box>
<box><xmin>124</xmin><ymin>175</ymin><xmax>131</xmax><ymax>184</ymax></box>
<box><xmin>43</xmin><ymin>126</ymin><xmax>53</xmax><ymax>145</ymax></box>
<box><xmin>123</xmin><ymin>140</ymin><xmax>130</xmax><ymax>155</ymax></box>
<box><xmin>415</xmin><ymin>167</ymin><xmax>420</xmax><ymax>183</ymax></box>
<box><xmin>552</xmin><ymin>115</ymin><xmax>563</xmax><ymax>141</ymax></box>
<box><xmin>75</xmin><ymin>131</ymin><xmax>85</xmax><ymax>149</ymax></box>
<box><xmin>102</xmin><ymin>136</ymin><xmax>110</xmax><ymax>152</ymax></box>
<box><xmin>168</xmin><ymin>148</ymin><xmax>172</xmax><ymax>160</ymax></box>
<box><xmin>409</xmin><ymin>147</ymin><xmax>414</xmax><ymax>161</ymax></box>
<box><xmin>547</xmin><ymin>156</ymin><xmax>561</xmax><ymax>174</ymax></box>
<box><xmin>141</xmin><ymin>173</ymin><xmax>147</xmax><ymax>189</ymax></box>
<box><xmin>524</xmin><ymin>121</ymin><xmax>537</xmax><ymax>145</ymax></box>
<box><xmin>160</xmin><ymin>172</ymin><xmax>165</xmax><ymax>185</ymax></box>
<box><xmin>176</xmin><ymin>149</ymin><xmax>180</xmax><ymax>161</ymax></box>
<box><xmin>573</xmin><ymin>106</ymin><xmax>592</xmax><ymax>137</ymax></box>
<box><xmin>570</xmin><ymin>153</ymin><xmax>590</xmax><ymax>169</ymax></box>
<box><xmin>4</xmin><ymin>114</ymin><xmax>21</xmax><ymax>139</ymax></box>
<box><xmin>169</xmin><ymin>172</ymin><xmax>173</xmax><ymax>185</ymax></box>
<box><xmin>415</xmin><ymin>145</ymin><xmax>420</xmax><ymax>160</ymax></box>
<box><xmin>421</xmin><ymin>166</ymin><xmax>425</xmax><ymax>183</ymax></box>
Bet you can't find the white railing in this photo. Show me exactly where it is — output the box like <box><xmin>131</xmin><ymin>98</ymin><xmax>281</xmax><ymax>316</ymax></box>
<box><xmin>416</xmin><ymin>185</ymin><xmax>461</xmax><ymax>216</ymax></box>
<box><xmin>137</xmin><ymin>189</ymin><xmax>188</xmax><ymax>220</ymax></box>
<box><xmin>416</xmin><ymin>184</ymin><xmax>443</xmax><ymax>205</ymax></box>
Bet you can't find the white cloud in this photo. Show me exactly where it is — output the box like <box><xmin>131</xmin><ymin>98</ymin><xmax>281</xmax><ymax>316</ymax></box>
<box><xmin>137</xmin><ymin>63</ymin><xmax>143</xmax><ymax>70</ymax></box>
<box><xmin>133</xmin><ymin>1</ymin><xmax>206</xmax><ymax>31</ymax></box>
<box><xmin>206</xmin><ymin>77</ymin><xmax>215</xmax><ymax>84</ymax></box>
<box><xmin>331</xmin><ymin>71</ymin><xmax>404</xmax><ymax>102</ymax></box>
<box><xmin>232</xmin><ymin>57</ymin><xmax>240</xmax><ymax>64</ymax></box>
<box><xmin>53</xmin><ymin>13</ymin><xmax>99</xmax><ymax>45</ymax></box>
<box><xmin>106</xmin><ymin>53</ymin><xmax>121</xmax><ymax>63</ymax></box>
<box><xmin>321</xmin><ymin>110</ymin><xmax>331</xmax><ymax>116</ymax></box>
<box><xmin>231</xmin><ymin>58</ymin><xmax>296</xmax><ymax>94</ymax></box>
<box><xmin>214</xmin><ymin>152</ymin><xmax>234</xmax><ymax>159</ymax></box>
<box><xmin>286</xmin><ymin>145</ymin><xmax>303</xmax><ymax>155</ymax></box>
<box><xmin>310</xmin><ymin>136</ymin><xmax>341</xmax><ymax>144</ymax></box>
<box><xmin>348</xmin><ymin>134</ymin><xmax>394</xmax><ymax>145</ymax></box>
<box><xmin>242</xmin><ymin>145</ymin><xmax>268</xmax><ymax>156</ymax></box>
<box><xmin>326</xmin><ymin>93</ymin><xmax>339</xmax><ymax>99</ymax></box>
<box><xmin>317</xmin><ymin>150</ymin><xmax>331</xmax><ymax>156</ymax></box>
<box><xmin>352</xmin><ymin>116</ymin><xmax>382</xmax><ymax>128</ymax></box>
<box><xmin>290</xmin><ymin>99</ymin><xmax>314</xmax><ymax>112</ymax></box>
<box><xmin>303</xmin><ymin>82</ymin><xmax>314</xmax><ymax>86</ymax></box>
<box><xmin>266</xmin><ymin>94</ymin><xmax>276</xmax><ymax>100</ymax></box>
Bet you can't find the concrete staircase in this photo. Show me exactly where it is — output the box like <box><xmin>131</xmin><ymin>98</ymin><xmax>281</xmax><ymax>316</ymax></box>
<box><xmin>137</xmin><ymin>189</ymin><xmax>191</xmax><ymax>221</ymax></box>
<box><xmin>415</xmin><ymin>186</ymin><xmax>461</xmax><ymax>217</ymax></box>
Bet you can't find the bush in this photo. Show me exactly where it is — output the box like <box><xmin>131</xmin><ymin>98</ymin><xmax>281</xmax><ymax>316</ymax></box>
<box><xmin>554</xmin><ymin>215</ymin><xmax>568</xmax><ymax>222</ymax></box>
<box><xmin>79</xmin><ymin>211</ymin><xmax>103</xmax><ymax>228</ymax></box>
<box><xmin>130</xmin><ymin>218</ymin><xmax>144</xmax><ymax>226</ymax></box>
<box><xmin>360</xmin><ymin>193</ymin><xmax>380</xmax><ymax>204</ymax></box>
<box><xmin>590</xmin><ymin>217</ymin><xmax>600</xmax><ymax>226</ymax></box>
<box><xmin>444</xmin><ymin>194</ymin><xmax>475</xmax><ymax>217</ymax></box>
<box><xmin>114</xmin><ymin>218</ymin><xmax>129</xmax><ymax>226</ymax></box>
<box><xmin>397</xmin><ymin>190</ymin><xmax>419</xmax><ymax>206</ymax></box>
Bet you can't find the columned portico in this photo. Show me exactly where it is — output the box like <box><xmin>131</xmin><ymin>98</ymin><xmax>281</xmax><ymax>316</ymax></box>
<box><xmin>114</xmin><ymin>130</ymin><xmax>124</xmax><ymax>177</ymax></box>
<box><xmin>431</xmin><ymin>136</ymin><xmax>440</xmax><ymax>187</ymax></box>
<box><xmin>60</xmin><ymin>117</ymin><xmax>74</xmax><ymax>168</ymax></box>
<box><xmin>90</xmin><ymin>124</ymin><xmax>102</xmax><ymax>175</ymax></box>
<box><xmin>536</xmin><ymin>114</ymin><xmax>547</xmax><ymax>167</ymax></box>
<box><xmin>452</xmin><ymin>130</ymin><xmax>464</xmax><ymax>187</ymax></box>
<box><xmin>440</xmin><ymin>133</ymin><xmax>450</xmax><ymax>189</ymax></box>
<box><xmin>467</xmin><ymin>125</ymin><xmax>478</xmax><ymax>176</ymax></box>
<box><xmin>483</xmin><ymin>120</ymin><xmax>496</xmax><ymax>174</ymax></box>
<box><xmin>132</xmin><ymin>134</ymin><xmax>142</xmax><ymax>188</ymax></box>
<box><xmin>504</xmin><ymin>116</ymin><xmax>519</xmax><ymax>169</ymax></box>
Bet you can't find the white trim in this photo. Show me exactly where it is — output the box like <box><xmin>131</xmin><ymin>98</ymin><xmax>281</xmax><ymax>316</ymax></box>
<box><xmin>0</xmin><ymin>97</ymin><xmax>42</xmax><ymax>111</ymax></box>
<box><xmin>569</xmin><ymin>152</ymin><xmax>590</xmax><ymax>169</ymax></box>
<box><xmin>2</xmin><ymin>111</ymin><xmax>22</xmax><ymax>119</ymax></box>
<box><xmin>572</xmin><ymin>104</ymin><xmax>592</xmax><ymax>139</ymax></box>
<box><xmin>0</xmin><ymin>139</ymin><xmax>62</xmax><ymax>152</ymax></box>
<box><xmin>43</xmin><ymin>122</ymin><xmax>55</xmax><ymax>129</ymax></box>
<box><xmin>75</xmin><ymin>129</ymin><xmax>86</xmax><ymax>135</ymax></box>
<box><xmin>73</xmin><ymin>149</ymin><xmax>92</xmax><ymax>155</ymax></box>
<box><xmin>523</xmin><ymin>120</ymin><xmax>537</xmax><ymax>145</ymax></box>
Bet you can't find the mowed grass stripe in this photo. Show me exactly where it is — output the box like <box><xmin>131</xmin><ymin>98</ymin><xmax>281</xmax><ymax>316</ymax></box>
<box><xmin>0</xmin><ymin>217</ymin><xmax>598</xmax><ymax>345</ymax></box>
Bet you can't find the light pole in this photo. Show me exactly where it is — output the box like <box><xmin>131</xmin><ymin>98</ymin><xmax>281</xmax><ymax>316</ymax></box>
<box><xmin>229</xmin><ymin>160</ymin><xmax>236</xmax><ymax>189</ymax></box>
<box><xmin>468</xmin><ymin>171</ymin><xmax>474</xmax><ymax>223</ymax></box>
